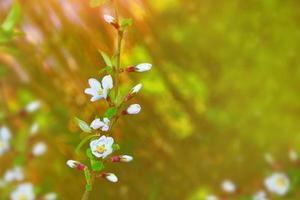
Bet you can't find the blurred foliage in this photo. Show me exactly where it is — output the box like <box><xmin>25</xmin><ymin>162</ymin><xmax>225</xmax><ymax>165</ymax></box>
<box><xmin>0</xmin><ymin>0</ymin><xmax>300</xmax><ymax>199</ymax></box>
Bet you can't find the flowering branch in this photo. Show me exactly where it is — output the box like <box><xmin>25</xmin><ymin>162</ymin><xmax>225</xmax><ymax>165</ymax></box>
<box><xmin>69</xmin><ymin>3</ymin><xmax>152</xmax><ymax>200</ymax></box>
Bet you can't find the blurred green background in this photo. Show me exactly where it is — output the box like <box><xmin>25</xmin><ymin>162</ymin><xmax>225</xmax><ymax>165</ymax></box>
<box><xmin>1</xmin><ymin>0</ymin><xmax>300</xmax><ymax>199</ymax></box>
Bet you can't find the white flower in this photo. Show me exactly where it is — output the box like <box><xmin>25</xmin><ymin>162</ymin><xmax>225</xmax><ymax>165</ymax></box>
<box><xmin>4</xmin><ymin>167</ymin><xmax>24</xmax><ymax>183</ymax></box>
<box><xmin>104</xmin><ymin>173</ymin><xmax>118</xmax><ymax>183</ymax></box>
<box><xmin>32</xmin><ymin>142</ymin><xmax>47</xmax><ymax>156</ymax></box>
<box><xmin>206</xmin><ymin>195</ymin><xmax>218</xmax><ymax>200</ymax></box>
<box><xmin>131</xmin><ymin>84</ymin><xmax>142</xmax><ymax>94</ymax></box>
<box><xmin>221</xmin><ymin>180</ymin><xmax>236</xmax><ymax>193</ymax></box>
<box><xmin>289</xmin><ymin>149</ymin><xmax>298</xmax><ymax>162</ymax></box>
<box><xmin>90</xmin><ymin>136</ymin><xmax>114</xmax><ymax>158</ymax></box>
<box><xmin>10</xmin><ymin>183</ymin><xmax>35</xmax><ymax>200</ymax></box>
<box><xmin>134</xmin><ymin>63</ymin><xmax>152</xmax><ymax>72</ymax></box>
<box><xmin>264</xmin><ymin>173</ymin><xmax>289</xmax><ymax>196</ymax></box>
<box><xmin>30</xmin><ymin>123</ymin><xmax>39</xmax><ymax>135</ymax></box>
<box><xmin>90</xmin><ymin>118</ymin><xmax>110</xmax><ymax>132</ymax></box>
<box><xmin>84</xmin><ymin>75</ymin><xmax>113</xmax><ymax>102</ymax></box>
<box><xmin>126</xmin><ymin>104</ymin><xmax>141</xmax><ymax>114</ymax></box>
<box><xmin>25</xmin><ymin>101</ymin><xmax>40</xmax><ymax>113</ymax></box>
<box><xmin>253</xmin><ymin>190</ymin><xmax>268</xmax><ymax>200</ymax></box>
<box><xmin>103</xmin><ymin>14</ymin><xmax>115</xmax><ymax>24</ymax></box>
<box><xmin>44</xmin><ymin>193</ymin><xmax>57</xmax><ymax>200</ymax></box>
<box><xmin>0</xmin><ymin>126</ymin><xmax>11</xmax><ymax>156</ymax></box>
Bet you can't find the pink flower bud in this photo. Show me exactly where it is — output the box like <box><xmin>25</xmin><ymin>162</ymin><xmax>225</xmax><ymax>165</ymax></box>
<box><xmin>111</xmin><ymin>156</ymin><xmax>121</xmax><ymax>162</ymax></box>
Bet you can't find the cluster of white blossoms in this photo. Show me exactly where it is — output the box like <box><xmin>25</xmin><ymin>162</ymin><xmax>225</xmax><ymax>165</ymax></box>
<box><xmin>10</xmin><ymin>183</ymin><xmax>35</xmax><ymax>200</ymax></box>
<box><xmin>0</xmin><ymin>100</ymin><xmax>57</xmax><ymax>199</ymax></box>
<box><xmin>9</xmin><ymin>182</ymin><xmax>57</xmax><ymax>200</ymax></box>
<box><xmin>68</xmin><ymin>13</ymin><xmax>151</xmax><ymax>192</ymax></box>
<box><xmin>206</xmin><ymin>172</ymin><xmax>290</xmax><ymax>199</ymax></box>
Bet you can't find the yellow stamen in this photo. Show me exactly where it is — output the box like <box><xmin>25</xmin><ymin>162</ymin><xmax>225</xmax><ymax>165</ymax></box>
<box><xmin>18</xmin><ymin>193</ymin><xmax>27</xmax><ymax>200</ymax></box>
<box><xmin>96</xmin><ymin>145</ymin><xmax>106</xmax><ymax>154</ymax></box>
<box><xmin>98</xmin><ymin>89</ymin><xmax>104</xmax><ymax>95</ymax></box>
<box><xmin>276</xmin><ymin>178</ymin><xmax>286</xmax><ymax>187</ymax></box>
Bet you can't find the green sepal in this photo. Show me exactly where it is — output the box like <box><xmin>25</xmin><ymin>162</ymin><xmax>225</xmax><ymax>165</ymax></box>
<box><xmin>86</xmin><ymin>148</ymin><xmax>105</xmax><ymax>172</ymax></box>
<box><xmin>74</xmin><ymin>117</ymin><xmax>92</xmax><ymax>133</ymax></box>
<box><xmin>91</xmin><ymin>160</ymin><xmax>104</xmax><ymax>172</ymax></box>
<box><xmin>112</xmin><ymin>144</ymin><xmax>120</xmax><ymax>152</ymax></box>
<box><xmin>104</xmin><ymin>107</ymin><xmax>118</xmax><ymax>119</ymax></box>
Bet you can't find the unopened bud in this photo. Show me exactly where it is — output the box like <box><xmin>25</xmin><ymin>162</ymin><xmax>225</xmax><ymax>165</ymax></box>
<box><xmin>103</xmin><ymin>14</ymin><xmax>119</xmax><ymax>29</ymax></box>
<box><xmin>125</xmin><ymin>84</ymin><xmax>142</xmax><ymax>101</ymax></box>
<box><xmin>111</xmin><ymin>155</ymin><xmax>133</xmax><ymax>163</ymax></box>
<box><xmin>66</xmin><ymin>160</ymin><xmax>86</xmax><ymax>171</ymax></box>
<box><xmin>102</xmin><ymin>173</ymin><xmax>118</xmax><ymax>183</ymax></box>
<box><xmin>126</xmin><ymin>63</ymin><xmax>152</xmax><ymax>73</ymax></box>
<box><xmin>127</xmin><ymin>104</ymin><xmax>141</xmax><ymax>114</ymax></box>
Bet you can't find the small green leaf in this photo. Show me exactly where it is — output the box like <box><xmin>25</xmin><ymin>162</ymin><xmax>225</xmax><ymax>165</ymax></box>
<box><xmin>89</xmin><ymin>0</ymin><xmax>105</xmax><ymax>8</ymax></box>
<box><xmin>104</xmin><ymin>107</ymin><xmax>118</xmax><ymax>119</ymax></box>
<box><xmin>1</xmin><ymin>0</ymin><xmax>21</xmax><ymax>33</ymax></box>
<box><xmin>91</xmin><ymin>160</ymin><xmax>104</xmax><ymax>172</ymax></box>
<box><xmin>112</xmin><ymin>144</ymin><xmax>120</xmax><ymax>151</ymax></box>
<box><xmin>99</xmin><ymin>50</ymin><xmax>112</xmax><ymax>67</ymax></box>
<box><xmin>86</xmin><ymin>148</ymin><xmax>93</xmax><ymax>159</ymax></box>
<box><xmin>74</xmin><ymin>117</ymin><xmax>91</xmax><ymax>133</ymax></box>
<box><xmin>120</xmin><ymin>18</ymin><xmax>133</xmax><ymax>31</ymax></box>
<box><xmin>75</xmin><ymin>135</ymin><xmax>98</xmax><ymax>154</ymax></box>
<box><xmin>98</xmin><ymin>66</ymin><xmax>112</xmax><ymax>75</ymax></box>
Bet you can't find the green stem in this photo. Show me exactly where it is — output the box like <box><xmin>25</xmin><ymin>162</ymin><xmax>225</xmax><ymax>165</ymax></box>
<box><xmin>81</xmin><ymin>173</ymin><xmax>96</xmax><ymax>200</ymax></box>
<box><xmin>81</xmin><ymin>190</ymin><xmax>90</xmax><ymax>200</ymax></box>
<box><xmin>114</xmin><ymin>31</ymin><xmax>123</xmax><ymax>103</ymax></box>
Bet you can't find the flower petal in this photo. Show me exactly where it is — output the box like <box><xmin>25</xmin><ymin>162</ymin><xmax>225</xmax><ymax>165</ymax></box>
<box><xmin>90</xmin><ymin>119</ymin><xmax>105</xmax><ymax>129</ymax></box>
<box><xmin>91</xmin><ymin>95</ymin><xmax>103</xmax><ymax>102</ymax></box>
<box><xmin>103</xmin><ymin>118</ymin><xmax>110</xmax><ymax>124</ymax></box>
<box><xmin>88</xmin><ymin>78</ymin><xmax>102</xmax><ymax>90</ymax></box>
<box><xmin>102</xmin><ymin>75</ymin><xmax>113</xmax><ymax>90</ymax></box>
